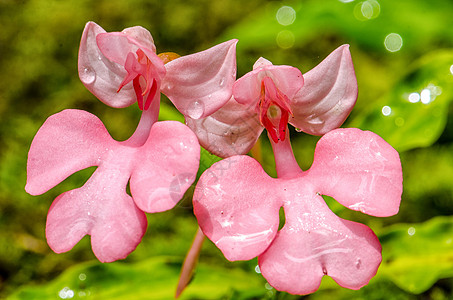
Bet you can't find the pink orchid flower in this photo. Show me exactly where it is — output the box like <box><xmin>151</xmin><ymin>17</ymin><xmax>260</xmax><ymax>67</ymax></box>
<box><xmin>25</xmin><ymin>21</ymin><xmax>237</xmax><ymax>262</ymax></box>
<box><xmin>186</xmin><ymin>45</ymin><xmax>357</xmax><ymax>158</ymax></box>
<box><xmin>78</xmin><ymin>21</ymin><xmax>237</xmax><ymax>119</ymax></box>
<box><xmin>193</xmin><ymin>128</ymin><xmax>402</xmax><ymax>294</ymax></box>
<box><xmin>192</xmin><ymin>45</ymin><xmax>402</xmax><ymax>294</ymax></box>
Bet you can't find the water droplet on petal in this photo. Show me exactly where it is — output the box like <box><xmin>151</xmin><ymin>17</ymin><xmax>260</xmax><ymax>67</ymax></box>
<box><xmin>356</xmin><ymin>258</ymin><xmax>362</xmax><ymax>269</ymax></box>
<box><xmin>219</xmin><ymin>78</ymin><xmax>225</xmax><ymax>87</ymax></box>
<box><xmin>295</xmin><ymin>127</ymin><xmax>303</xmax><ymax>132</ymax></box>
<box><xmin>322</xmin><ymin>267</ymin><xmax>328</xmax><ymax>275</ymax></box>
<box><xmin>187</xmin><ymin>101</ymin><xmax>204</xmax><ymax>119</ymax></box>
<box><xmin>81</xmin><ymin>67</ymin><xmax>96</xmax><ymax>84</ymax></box>
<box><xmin>307</xmin><ymin>117</ymin><xmax>325</xmax><ymax>125</ymax></box>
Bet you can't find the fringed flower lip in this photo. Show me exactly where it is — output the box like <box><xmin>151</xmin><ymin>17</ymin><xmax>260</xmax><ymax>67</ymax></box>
<box><xmin>186</xmin><ymin>45</ymin><xmax>358</xmax><ymax>158</ymax></box>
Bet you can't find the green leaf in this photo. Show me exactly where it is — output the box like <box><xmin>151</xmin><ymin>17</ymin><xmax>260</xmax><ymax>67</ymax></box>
<box><xmin>9</xmin><ymin>256</ymin><xmax>266</xmax><ymax>300</ymax></box>
<box><xmin>197</xmin><ymin>147</ymin><xmax>223</xmax><ymax>178</ymax></box>
<box><xmin>350</xmin><ymin>50</ymin><xmax>453</xmax><ymax>151</ymax></box>
<box><xmin>377</xmin><ymin>216</ymin><xmax>453</xmax><ymax>294</ymax></box>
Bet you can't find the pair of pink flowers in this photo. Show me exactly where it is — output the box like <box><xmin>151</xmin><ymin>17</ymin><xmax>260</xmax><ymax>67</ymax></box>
<box><xmin>26</xmin><ymin>21</ymin><xmax>402</xmax><ymax>295</ymax></box>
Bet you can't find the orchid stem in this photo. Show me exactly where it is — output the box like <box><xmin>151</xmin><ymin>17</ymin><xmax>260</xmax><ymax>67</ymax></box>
<box><xmin>124</xmin><ymin>94</ymin><xmax>160</xmax><ymax>147</ymax></box>
<box><xmin>269</xmin><ymin>126</ymin><xmax>303</xmax><ymax>178</ymax></box>
<box><xmin>175</xmin><ymin>226</ymin><xmax>205</xmax><ymax>298</ymax></box>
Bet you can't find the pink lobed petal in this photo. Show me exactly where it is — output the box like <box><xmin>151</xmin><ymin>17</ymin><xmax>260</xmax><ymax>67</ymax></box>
<box><xmin>233</xmin><ymin>63</ymin><xmax>303</xmax><ymax>107</ymax></box>
<box><xmin>78</xmin><ymin>22</ymin><xmax>137</xmax><ymax>108</ymax></box>
<box><xmin>259</xmin><ymin>188</ymin><xmax>381</xmax><ymax>295</ymax></box>
<box><xmin>130</xmin><ymin>121</ymin><xmax>200</xmax><ymax>213</ymax></box>
<box><xmin>185</xmin><ymin>96</ymin><xmax>263</xmax><ymax>158</ymax></box>
<box><xmin>161</xmin><ymin>40</ymin><xmax>238</xmax><ymax>119</ymax></box>
<box><xmin>193</xmin><ymin>155</ymin><xmax>281</xmax><ymax>261</ymax></box>
<box><xmin>25</xmin><ymin>109</ymin><xmax>114</xmax><ymax>196</ymax></box>
<box><xmin>290</xmin><ymin>45</ymin><xmax>358</xmax><ymax>135</ymax></box>
<box><xmin>308</xmin><ymin>128</ymin><xmax>402</xmax><ymax>217</ymax></box>
<box><xmin>46</xmin><ymin>167</ymin><xmax>147</xmax><ymax>263</ymax></box>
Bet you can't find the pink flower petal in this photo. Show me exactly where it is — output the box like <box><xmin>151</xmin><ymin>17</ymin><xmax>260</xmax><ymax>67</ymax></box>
<box><xmin>25</xmin><ymin>109</ymin><xmax>114</xmax><ymax>196</ymax></box>
<box><xmin>78</xmin><ymin>22</ymin><xmax>165</xmax><ymax>108</ymax></box>
<box><xmin>233</xmin><ymin>64</ymin><xmax>303</xmax><ymax>107</ymax></box>
<box><xmin>253</xmin><ymin>57</ymin><xmax>273</xmax><ymax>69</ymax></box>
<box><xmin>161</xmin><ymin>40</ymin><xmax>238</xmax><ymax>119</ymax></box>
<box><xmin>259</xmin><ymin>189</ymin><xmax>381</xmax><ymax>294</ymax></box>
<box><xmin>130</xmin><ymin>121</ymin><xmax>200</xmax><ymax>213</ymax></box>
<box><xmin>96</xmin><ymin>31</ymin><xmax>164</xmax><ymax>76</ymax></box>
<box><xmin>308</xmin><ymin>128</ymin><xmax>402</xmax><ymax>217</ymax></box>
<box><xmin>185</xmin><ymin>96</ymin><xmax>263</xmax><ymax>158</ymax></box>
<box><xmin>78</xmin><ymin>22</ymin><xmax>136</xmax><ymax>108</ymax></box>
<box><xmin>46</xmin><ymin>169</ymin><xmax>147</xmax><ymax>263</ymax></box>
<box><xmin>193</xmin><ymin>156</ymin><xmax>281</xmax><ymax>261</ymax></box>
<box><xmin>122</xmin><ymin>26</ymin><xmax>156</xmax><ymax>53</ymax></box>
<box><xmin>290</xmin><ymin>45</ymin><xmax>358</xmax><ymax>135</ymax></box>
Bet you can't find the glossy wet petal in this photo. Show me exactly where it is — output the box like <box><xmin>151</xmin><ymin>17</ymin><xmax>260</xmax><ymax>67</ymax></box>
<box><xmin>122</xmin><ymin>26</ymin><xmax>156</xmax><ymax>53</ymax></box>
<box><xmin>193</xmin><ymin>156</ymin><xmax>281</xmax><ymax>261</ymax></box>
<box><xmin>25</xmin><ymin>109</ymin><xmax>114</xmax><ymax>196</ymax></box>
<box><xmin>233</xmin><ymin>64</ymin><xmax>303</xmax><ymax>107</ymax></box>
<box><xmin>96</xmin><ymin>31</ymin><xmax>164</xmax><ymax>76</ymax></box>
<box><xmin>161</xmin><ymin>40</ymin><xmax>238</xmax><ymax>119</ymax></box>
<box><xmin>78</xmin><ymin>22</ymin><xmax>136</xmax><ymax>108</ymax></box>
<box><xmin>130</xmin><ymin>121</ymin><xmax>200</xmax><ymax>213</ymax></box>
<box><xmin>290</xmin><ymin>45</ymin><xmax>357</xmax><ymax>135</ymax></box>
<box><xmin>185</xmin><ymin>96</ymin><xmax>263</xmax><ymax>158</ymax></box>
<box><xmin>46</xmin><ymin>169</ymin><xmax>147</xmax><ymax>263</ymax></box>
<box><xmin>308</xmin><ymin>128</ymin><xmax>402</xmax><ymax>217</ymax></box>
<box><xmin>259</xmin><ymin>189</ymin><xmax>381</xmax><ymax>294</ymax></box>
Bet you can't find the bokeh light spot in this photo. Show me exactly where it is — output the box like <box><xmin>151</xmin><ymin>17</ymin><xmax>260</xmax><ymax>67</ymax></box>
<box><xmin>384</xmin><ymin>33</ymin><xmax>403</xmax><ymax>52</ymax></box>
<box><xmin>354</xmin><ymin>0</ymin><xmax>380</xmax><ymax>20</ymax></box>
<box><xmin>450</xmin><ymin>65</ymin><xmax>453</xmax><ymax>75</ymax></box>
<box><xmin>408</xmin><ymin>92</ymin><xmax>420</xmax><ymax>103</ymax></box>
<box><xmin>420</xmin><ymin>88</ymin><xmax>431</xmax><ymax>104</ymax></box>
<box><xmin>407</xmin><ymin>84</ymin><xmax>441</xmax><ymax>105</ymax></box>
<box><xmin>382</xmin><ymin>105</ymin><xmax>392</xmax><ymax>116</ymax></box>
<box><xmin>408</xmin><ymin>227</ymin><xmax>416</xmax><ymax>236</ymax></box>
<box><xmin>395</xmin><ymin>117</ymin><xmax>405</xmax><ymax>127</ymax></box>
<box><xmin>59</xmin><ymin>287</ymin><xmax>74</xmax><ymax>299</ymax></box>
<box><xmin>276</xmin><ymin>30</ymin><xmax>295</xmax><ymax>49</ymax></box>
<box><xmin>276</xmin><ymin>6</ymin><xmax>296</xmax><ymax>26</ymax></box>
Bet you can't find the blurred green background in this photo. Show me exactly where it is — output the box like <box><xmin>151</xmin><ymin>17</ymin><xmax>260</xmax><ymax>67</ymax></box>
<box><xmin>1</xmin><ymin>0</ymin><xmax>453</xmax><ymax>299</ymax></box>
